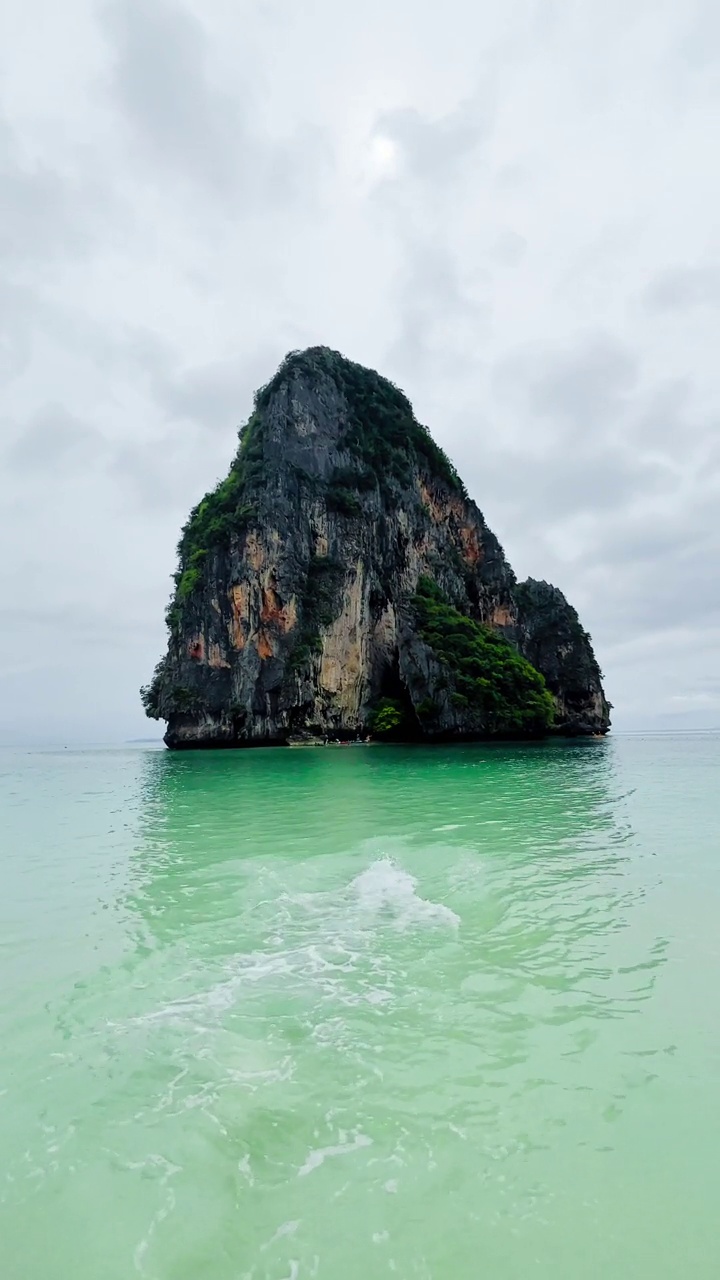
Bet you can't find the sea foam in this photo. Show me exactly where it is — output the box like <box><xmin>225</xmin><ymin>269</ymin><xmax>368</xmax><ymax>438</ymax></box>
<box><xmin>349</xmin><ymin>857</ymin><xmax>460</xmax><ymax>931</ymax></box>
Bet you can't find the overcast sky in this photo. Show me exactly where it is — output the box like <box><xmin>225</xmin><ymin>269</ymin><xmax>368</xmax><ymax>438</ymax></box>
<box><xmin>1</xmin><ymin>0</ymin><xmax>719</xmax><ymax>742</ymax></box>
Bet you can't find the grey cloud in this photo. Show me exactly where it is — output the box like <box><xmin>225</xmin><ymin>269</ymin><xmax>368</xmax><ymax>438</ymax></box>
<box><xmin>0</xmin><ymin>625</ymin><xmax>165</xmax><ymax>744</ymax></box>
<box><xmin>375</xmin><ymin>98</ymin><xmax>491</xmax><ymax>184</ymax></box>
<box><xmin>5</xmin><ymin>406</ymin><xmax>106</xmax><ymax>472</ymax></box>
<box><xmin>600</xmin><ymin>624</ymin><xmax>720</xmax><ymax>731</ymax></box>
<box><xmin>677</xmin><ymin>0</ymin><xmax>720</xmax><ymax>71</ymax></box>
<box><xmin>493</xmin><ymin>229</ymin><xmax>527</xmax><ymax>266</ymax></box>
<box><xmin>0</xmin><ymin>278</ymin><xmax>33</xmax><ymax>384</ymax></box>
<box><xmin>642</xmin><ymin>265</ymin><xmax>720</xmax><ymax>311</ymax></box>
<box><xmin>0</xmin><ymin>277</ymin><xmax>166</xmax><ymax>397</ymax></box>
<box><xmin>632</xmin><ymin>377</ymin><xmax>695</xmax><ymax>450</ymax></box>
<box><xmin>156</xmin><ymin>360</ymin><xmax>252</xmax><ymax>429</ymax></box>
<box><xmin>493</xmin><ymin>333</ymin><xmax>639</xmax><ymax>431</ymax></box>
<box><xmin>388</xmin><ymin>242</ymin><xmax>488</xmax><ymax>378</ymax></box>
<box><xmin>579</xmin><ymin>483</ymin><xmax>717</xmax><ymax>634</ymax></box>
<box><xmin>104</xmin><ymin>343</ymin><xmax>287</xmax><ymax>511</ymax></box>
<box><xmin>0</xmin><ymin>599</ymin><xmax>155</xmax><ymax>645</ymax></box>
<box><xmin>529</xmin><ymin>0</ymin><xmax>563</xmax><ymax>39</ymax></box>
<box><xmin>0</xmin><ymin>117</ymin><xmax>119</xmax><ymax>265</ymax></box>
<box><xmin>102</xmin><ymin>0</ymin><xmax>331</xmax><ymax>206</ymax></box>
<box><xmin>1</xmin><ymin>122</ymin><xmax>79</xmax><ymax>262</ymax></box>
<box><xmin>489</xmin><ymin>462</ymin><xmax>720</xmax><ymax>669</ymax></box>
<box><xmin>587</xmin><ymin>526</ymin><xmax>720</xmax><ymax>637</ymax></box>
<box><xmin>102</xmin><ymin>0</ymin><xmax>243</xmax><ymax>193</ymax></box>
<box><xmin>150</xmin><ymin>346</ymin><xmax>284</xmax><ymax>430</ymax></box>
<box><xmin>110</xmin><ymin>434</ymin><xmax>217</xmax><ymax>511</ymax></box>
<box><xmin>468</xmin><ymin>443</ymin><xmax>671</xmax><ymax>525</ymax></box>
<box><xmin>370</xmin><ymin>97</ymin><xmax>495</xmax><ymax>383</ymax></box>
<box><xmin>1</xmin><ymin>154</ymin><xmax>82</xmax><ymax>262</ymax></box>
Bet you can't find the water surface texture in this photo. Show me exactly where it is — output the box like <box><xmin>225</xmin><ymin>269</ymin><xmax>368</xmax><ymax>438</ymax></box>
<box><xmin>1</xmin><ymin>737</ymin><xmax>719</xmax><ymax>1278</ymax></box>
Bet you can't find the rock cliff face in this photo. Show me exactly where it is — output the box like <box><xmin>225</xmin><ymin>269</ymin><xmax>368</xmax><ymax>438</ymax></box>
<box><xmin>515</xmin><ymin>579</ymin><xmax>611</xmax><ymax>735</ymax></box>
<box><xmin>142</xmin><ymin>347</ymin><xmax>610</xmax><ymax>746</ymax></box>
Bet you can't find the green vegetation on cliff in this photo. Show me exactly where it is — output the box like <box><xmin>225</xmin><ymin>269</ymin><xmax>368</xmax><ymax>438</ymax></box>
<box><xmin>369</xmin><ymin>698</ymin><xmax>406</xmax><ymax>737</ymax></box>
<box><xmin>177</xmin><ymin>415</ymin><xmax>263</xmax><ymax>565</ymax></box>
<box><xmin>412</xmin><ymin>578</ymin><xmax>555</xmax><ymax>734</ymax></box>
<box><xmin>169</xmin><ymin>416</ymin><xmax>262</xmax><ymax>612</ymax></box>
<box><xmin>140</xmin><ymin>660</ymin><xmax>166</xmax><ymax>719</ymax></box>
<box><xmin>141</xmin><ymin>659</ymin><xmax>204</xmax><ymax>720</ymax></box>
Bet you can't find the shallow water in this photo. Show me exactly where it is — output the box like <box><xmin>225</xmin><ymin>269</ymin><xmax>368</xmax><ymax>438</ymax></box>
<box><xmin>1</xmin><ymin>736</ymin><xmax>719</xmax><ymax>1278</ymax></box>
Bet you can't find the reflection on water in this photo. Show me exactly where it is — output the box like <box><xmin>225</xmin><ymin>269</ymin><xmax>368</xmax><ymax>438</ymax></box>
<box><xmin>130</xmin><ymin>739</ymin><xmax>629</xmax><ymax>922</ymax></box>
<box><xmin>3</xmin><ymin>737</ymin><xmax>719</xmax><ymax>1279</ymax></box>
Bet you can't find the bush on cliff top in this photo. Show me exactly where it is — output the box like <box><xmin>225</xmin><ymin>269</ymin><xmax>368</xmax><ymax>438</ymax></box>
<box><xmin>170</xmin><ymin>349</ymin><xmax>465</xmax><ymax>613</ymax></box>
<box><xmin>412</xmin><ymin>577</ymin><xmax>555</xmax><ymax>735</ymax></box>
<box><xmin>256</xmin><ymin>347</ymin><xmax>466</xmax><ymax>495</ymax></box>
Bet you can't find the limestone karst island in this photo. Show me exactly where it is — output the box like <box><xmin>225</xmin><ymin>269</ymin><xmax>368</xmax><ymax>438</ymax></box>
<box><xmin>142</xmin><ymin>347</ymin><xmax>610</xmax><ymax>748</ymax></box>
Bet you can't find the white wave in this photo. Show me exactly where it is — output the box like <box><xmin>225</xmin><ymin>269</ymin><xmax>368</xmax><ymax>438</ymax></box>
<box><xmin>260</xmin><ymin>1219</ymin><xmax>300</xmax><ymax>1251</ymax></box>
<box><xmin>298</xmin><ymin>1131</ymin><xmax>372</xmax><ymax>1177</ymax></box>
<box><xmin>125</xmin><ymin>857</ymin><xmax>458</xmax><ymax>1035</ymax></box>
<box><xmin>131</xmin><ymin>953</ymin><xmax>292</xmax><ymax>1026</ymax></box>
<box><xmin>350</xmin><ymin>858</ymin><xmax>460</xmax><ymax>930</ymax></box>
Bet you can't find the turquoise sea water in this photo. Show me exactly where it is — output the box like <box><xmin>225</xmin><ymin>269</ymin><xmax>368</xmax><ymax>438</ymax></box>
<box><xmin>1</xmin><ymin>735</ymin><xmax>719</xmax><ymax>1278</ymax></box>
